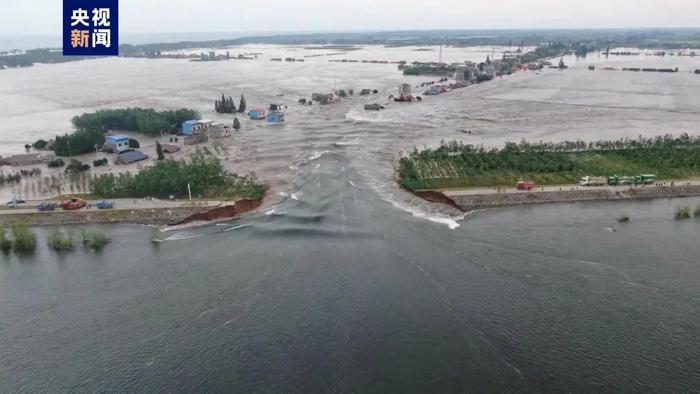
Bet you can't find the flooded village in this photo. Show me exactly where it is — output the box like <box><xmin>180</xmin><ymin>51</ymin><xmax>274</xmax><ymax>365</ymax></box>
<box><xmin>3</xmin><ymin>20</ymin><xmax>700</xmax><ymax>392</ymax></box>
<box><xmin>2</xmin><ymin>37</ymin><xmax>700</xmax><ymax>227</ymax></box>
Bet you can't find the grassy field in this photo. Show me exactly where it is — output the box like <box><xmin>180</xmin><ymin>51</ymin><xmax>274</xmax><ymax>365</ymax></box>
<box><xmin>399</xmin><ymin>136</ymin><xmax>700</xmax><ymax>191</ymax></box>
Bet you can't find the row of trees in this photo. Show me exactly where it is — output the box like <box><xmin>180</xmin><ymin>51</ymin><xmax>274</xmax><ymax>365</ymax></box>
<box><xmin>54</xmin><ymin>129</ymin><xmax>104</xmax><ymax>157</ymax></box>
<box><xmin>399</xmin><ymin>135</ymin><xmax>700</xmax><ymax>190</ymax></box>
<box><xmin>55</xmin><ymin>108</ymin><xmax>200</xmax><ymax>156</ymax></box>
<box><xmin>90</xmin><ymin>151</ymin><xmax>266</xmax><ymax>200</ymax></box>
<box><xmin>72</xmin><ymin>108</ymin><xmax>200</xmax><ymax>136</ymax></box>
<box><xmin>215</xmin><ymin>93</ymin><xmax>246</xmax><ymax>114</ymax></box>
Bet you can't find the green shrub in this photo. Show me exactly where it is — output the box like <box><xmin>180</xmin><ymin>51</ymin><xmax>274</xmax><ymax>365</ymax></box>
<box><xmin>90</xmin><ymin>151</ymin><xmax>266</xmax><ymax>199</ymax></box>
<box><xmin>93</xmin><ymin>158</ymin><xmax>109</xmax><ymax>167</ymax></box>
<box><xmin>65</xmin><ymin>159</ymin><xmax>90</xmax><ymax>174</ymax></box>
<box><xmin>33</xmin><ymin>139</ymin><xmax>48</xmax><ymax>149</ymax></box>
<box><xmin>0</xmin><ymin>226</ymin><xmax>11</xmax><ymax>253</ymax></box>
<box><xmin>81</xmin><ymin>229</ymin><xmax>110</xmax><ymax>251</ymax></box>
<box><xmin>675</xmin><ymin>206</ymin><xmax>692</xmax><ymax>220</ymax></box>
<box><xmin>47</xmin><ymin>227</ymin><xmax>74</xmax><ymax>251</ymax></box>
<box><xmin>72</xmin><ymin>108</ymin><xmax>199</xmax><ymax>136</ymax></box>
<box><xmin>47</xmin><ymin>158</ymin><xmax>65</xmax><ymax>168</ymax></box>
<box><xmin>10</xmin><ymin>222</ymin><xmax>36</xmax><ymax>253</ymax></box>
<box><xmin>54</xmin><ymin>129</ymin><xmax>104</xmax><ymax>156</ymax></box>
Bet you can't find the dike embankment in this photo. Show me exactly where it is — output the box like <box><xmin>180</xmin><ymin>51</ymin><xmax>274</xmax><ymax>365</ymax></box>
<box><xmin>0</xmin><ymin>198</ymin><xmax>263</xmax><ymax>227</ymax></box>
<box><xmin>426</xmin><ymin>185</ymin><xmax>700</xmax><ymax>211</ymax></box>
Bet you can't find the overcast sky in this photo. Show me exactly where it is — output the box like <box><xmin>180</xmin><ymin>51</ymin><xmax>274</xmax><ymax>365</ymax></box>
<box><xmin>1</xmin><ymin>0</ymin><xmax>699</xmax><ymax>35</ymax></box>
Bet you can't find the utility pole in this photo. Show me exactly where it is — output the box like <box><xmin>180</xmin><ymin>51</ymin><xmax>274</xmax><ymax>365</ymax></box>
<box><xmin>187</xmin><ymin>183</ymin><xmax>192</xmax><ymax>201</ymax></box>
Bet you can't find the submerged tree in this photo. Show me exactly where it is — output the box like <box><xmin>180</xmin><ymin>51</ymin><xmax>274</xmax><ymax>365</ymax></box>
<box><xmin>156</xmin><ymin>140</ymin><xmax>164</xmax><ymax>160</ymax></box>
<box><xmin>215</xmin><ymin>93</ymin><xmax>236</xmax><ymax>113</ymax></box>
<box><xmin>238</xmin><ymin>94</ymin><xmax>246</xmax><ymax>113</ymax></box>
<box><xmin>233</xmin><ymin>117</ymin><xmax>241</xmax><ymax>131</ymax></box>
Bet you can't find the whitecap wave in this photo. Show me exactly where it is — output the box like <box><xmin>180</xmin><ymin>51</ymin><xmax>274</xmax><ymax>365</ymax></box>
<box><xmin>161</xmin><ymin>232</ymin><xmax>204</xmax><ymax>241</ymax></box>
<box><xmin>265</xmin><ymin>208</ymin><xmax>287</xmax><ymax>216</ymax></box>
<box><xmin>223</xmin><ymin>224</ymin><xmax>251</xmax><ymax>232</ymax></box>
<box><xmin>390</xmin><ymin>199</ymin><xmax>467</xmax><ymax>229</ymax></box>
<box><xmin>333</xmin><ymin>139</ymin><xmax>360</xmax><ymax>147</ymax></box>
<box><xmin>345</xmin><ymin>109</ymin><xmax>393</xmax><ymax>123</ymax></box>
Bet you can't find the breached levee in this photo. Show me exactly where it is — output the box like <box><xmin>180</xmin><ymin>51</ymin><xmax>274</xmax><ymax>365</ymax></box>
<box><xmin>172</xmin><ymin>198</ymin><xmax>263</xmax><ymax>225</ymax></box>
<box><xmin>426</xmin><ymin>185</ymin><xmax>700</xmax><ymax>211</ymax></box>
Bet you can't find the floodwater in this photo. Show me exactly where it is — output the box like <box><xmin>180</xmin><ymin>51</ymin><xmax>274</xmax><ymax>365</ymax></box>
<box><xmin>1</xmin><ymin>45</ymin><xmax>700</xmax><ymax>391</ymax></box>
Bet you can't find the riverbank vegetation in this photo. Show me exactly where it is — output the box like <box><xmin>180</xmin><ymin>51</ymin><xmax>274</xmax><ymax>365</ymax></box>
<box><xmin>675</xmin><ymin>206</ymin><xmax>692</xmax><ymax>220</ymax></box>
<box><xmin>3</xmin><ymin>222</ymin><xmax>38</xmax><ymax>253</ymax></box>
<box><xmin>399</xmin><ymin>134</ymin><xmax>700</xmax><ymax>190</ymax></box>
<box><xmin>47</xmin><ymin>227</ymin><xmax>74</xmax><ymax>251</ymax></box>
<box><xmin>90</xmin><ymin>151</ymin><xmax>266</xmax><ymax>200</ymax></box>
<box><xmin>81</xmin><ymin>229</ymin><xmax>110</xmax><ymax>251</ymax></box>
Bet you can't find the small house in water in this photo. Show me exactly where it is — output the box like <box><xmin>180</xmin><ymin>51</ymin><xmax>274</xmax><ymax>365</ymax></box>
<box><xmin>181</xmin><ymin>120</ymin><xmax>213</xmax><ymax>135</ymax></box>
<box><xmin>266</xmin><ymin>104</ymin><xmax>286</xmax><ymax>123</ymax></box>
<box><xmin>104</xmin><ymin>135</ymin><xmax>130</xmax><ymax>153</ymax></box>
<box><xmin>210</xmin><ymin>124</ymin><xmax>232</xmax><ymax>138</ymax></box>
<box><xmin>162</xmin><ymin>144</ymin><xmax>181</xmax><ymax>154</ymax></box>
<box><xmin>116</xmin><ymin>150</ymin><xmax>148</xmax><ymax>165</ymax></box>
<box><xmin>249</xmin><ymin>108</ymin><xmax>267</xmax><ymax>120</ymax></box>
<box><xmin>266</xmin><ymin>111</ymin><xmax>286</xmax><ymax>123</ymax></box>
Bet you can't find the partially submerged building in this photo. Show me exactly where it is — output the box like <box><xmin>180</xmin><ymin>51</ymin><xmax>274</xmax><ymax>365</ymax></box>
<box><xmin>115</xmin><ymin>150</ymin><xmax>148</xmax><ymax>165</ymax></box>
<box><xmin>210</xmin><ymin>124</ymin><xmax>232</xmax><ymax>138</ymax></box>
<box><xmin>162</xmin><ymin>144</ymin><xmax>181</xmax><ymax>154</ymax></box>
<box><xmin>181</xmin><ymin>120</ymin><xmax>213</xmax><ymax>135</ymax></box>
<box><xmin>104</xmin><ymin>135</ymin><xmax>130</xmax><ymax>153</ymax></box>
<box><xmin>249</xmin><ymin>108</ymin><xmax>267</xmax><ymax>120</ymax></box>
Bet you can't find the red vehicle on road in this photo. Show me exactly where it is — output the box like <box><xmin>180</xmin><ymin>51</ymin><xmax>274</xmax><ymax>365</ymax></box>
<box><xmin>61</xmin><ymin>197</ymin><xmax>87</xmax><ymax>210</ymax></box>
<box><xmin>516</xmin><ymin>181</ymin><xmax>536</xmax><ymax>191</ymax></box>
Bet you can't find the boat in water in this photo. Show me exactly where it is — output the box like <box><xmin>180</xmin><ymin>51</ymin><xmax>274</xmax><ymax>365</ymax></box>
<box><xmin>266</xmin><ymin>104</ymin><xmax>287</xmax><ymax>124</ymax></box>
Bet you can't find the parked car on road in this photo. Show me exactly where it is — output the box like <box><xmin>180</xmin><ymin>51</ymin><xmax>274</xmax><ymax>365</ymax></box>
<box><xmin>96</xmin><ymin>200</ymin><xmax>114</xmax><ymax>209</ymax></box>
<box><xmin>60</xmin><ymin>198</ymin><xmax>86</xmax><ymax>210</ymax></box>
<box><xmin>36</xmin><ymin>202</ymin><xmax>58</xmax><ymax>211</ymax></box>
<box><xmin>6</xmin><ymin>199</ymin><xmax>26</xmax><ymax>205</ymax></box>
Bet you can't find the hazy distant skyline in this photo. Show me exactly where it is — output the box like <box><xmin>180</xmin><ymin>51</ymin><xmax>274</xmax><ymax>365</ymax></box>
<box><xmin>1</xmin><ymin>0</ymin><xmax>699</xmax><ymax>35</ymax></box>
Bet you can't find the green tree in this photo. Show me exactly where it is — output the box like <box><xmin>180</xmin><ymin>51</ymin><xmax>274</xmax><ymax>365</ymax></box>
<box><xmin>238</xmin><ymin>94</ymin><xmax>246</xmax><ymax>113</ymax></box>
<box><xmin>156</xmin><ymin>140</ymin><xmax>164</xmax><ymax>160</ymax></box>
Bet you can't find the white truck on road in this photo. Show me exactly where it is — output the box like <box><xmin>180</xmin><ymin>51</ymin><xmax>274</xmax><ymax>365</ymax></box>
<box><xmin>579</xmin><ymin>176</ymin><xmax>608</xmax><ymax>186</ymax></box>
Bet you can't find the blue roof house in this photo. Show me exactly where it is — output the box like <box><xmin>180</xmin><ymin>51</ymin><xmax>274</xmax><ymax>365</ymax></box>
<box><xmin>104</xmin><ymin>135</ymin><xmax>130</xmax><ymax>153</ymax></box>
<box><xmin>181</xmin><ymin>120</ymin><xmax>213</xmax><ymax>135</ymax></box>
<box><xmin>266</xmin><ymin>111</ymin><xmax>286</xmax><ymax>124</ymax></box>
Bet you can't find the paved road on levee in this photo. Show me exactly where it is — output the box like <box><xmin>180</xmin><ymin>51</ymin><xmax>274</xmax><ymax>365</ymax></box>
<box><xmin>0</xmin><ymin>198</ymin><xmax>224</xmax><ymax>216</ymax></box>
<box><xmin>442</xmin><ymin>179</ymin><xmax>700</xmax><ymax>197</ymax></box>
